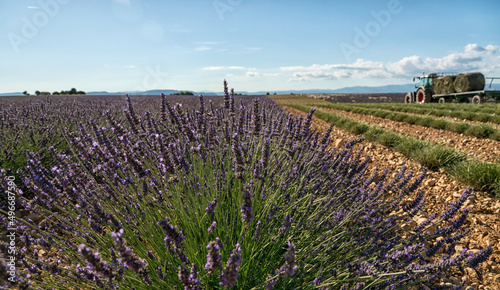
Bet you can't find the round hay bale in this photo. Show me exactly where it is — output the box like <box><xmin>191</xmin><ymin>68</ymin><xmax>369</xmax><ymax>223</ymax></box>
<box><xmin>432</xmin><ymin>77</ymin><xmax>444</xmax><ymax>94</ymax></box>
<box><xmin>442</xmin><ymin>75</ymin><xmax>456</xmax><ymax>94</ymax></box>
<box><xmin>454</xmin><ymin>72</ymin><xmax>485</xmax><ymax>92</ymax></box>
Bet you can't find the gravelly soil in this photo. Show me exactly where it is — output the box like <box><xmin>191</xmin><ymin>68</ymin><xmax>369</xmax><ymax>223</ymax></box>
<box><xmin>285</xmin><ymin>106</ymin><xmax>500</xmax><ymax>289</ymax></box>
<box><xmin>319</xmin><ymin>107</ymin><xmax>500</xmax><ymax>164</ymax></box>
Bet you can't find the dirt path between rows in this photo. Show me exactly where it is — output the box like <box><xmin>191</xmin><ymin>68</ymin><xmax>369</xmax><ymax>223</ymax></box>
<box><xmin>284</xmin><ymin>106</ymin><xmax>500</xmax><ymax>289</ymax></box>
<box><xmin>358</xmin><ymin>107</ymin><xmax>500</xmax><ymax>130</ymax></box>
<box><xmin>319</xmin><ymin>107</ymin><xmax>500</xmax><ymax>164</ymax></box>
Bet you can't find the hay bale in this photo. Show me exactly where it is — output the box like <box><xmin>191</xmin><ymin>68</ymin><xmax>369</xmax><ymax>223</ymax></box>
<box><xmin>433</xmin><ymin>77</ymin><xmax>444</xmax><ymax>94</ymax></box>
<box><xmin>454</xmin><ymin>72</ymin><xmax>485</xmax><ymax>92</ymax></box>
<box><xmin>442</xmin><ymin>75</ymin><xmax>456</xmax><ymax>94</ymax></box>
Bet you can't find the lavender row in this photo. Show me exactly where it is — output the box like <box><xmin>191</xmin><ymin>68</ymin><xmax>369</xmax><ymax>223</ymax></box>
<box><xmin>0</xmin><ymin>81</ymin><xmax>492</xmax><ymax>289</ymax></box>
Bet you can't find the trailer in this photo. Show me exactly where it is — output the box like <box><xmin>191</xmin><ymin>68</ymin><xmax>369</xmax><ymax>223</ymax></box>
<box><xmin>433</xmin><ymin>88</ymin><xmax>500</xmax><ymax>104</ymax></box>
<box><xmin>404</xmin><ymin>72</ymin><xmax>500</xmax><ymax>104</ymax></box>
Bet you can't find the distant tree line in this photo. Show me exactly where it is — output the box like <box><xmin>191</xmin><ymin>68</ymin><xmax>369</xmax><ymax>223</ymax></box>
<box><xmin>170</xmin><ymin>91</ymin><xmax>194</xmax><ymax>95</ymax></box>
<box><xmin>23</xmin><ymin>88</ymin><xmax>86</xmax><ymax>96</ymax></box>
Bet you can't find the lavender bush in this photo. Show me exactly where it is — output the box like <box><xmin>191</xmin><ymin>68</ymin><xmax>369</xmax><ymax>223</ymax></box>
<box><xmin>0</xmin><ymin>82</ymin><xmax>492</xmax><ymax>289</ymax></box>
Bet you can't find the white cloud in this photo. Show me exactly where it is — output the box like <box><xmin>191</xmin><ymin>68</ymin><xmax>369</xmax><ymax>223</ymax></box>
<box><xmin>193</xmin><ymin>42</ymin><xmax>224</xmax><ymax>52</ymax></box>
<box><xmin>195</xmin><ymin>46</ymin><xmax>212</xmax><ymax>51</ymax></box>
<box><xmin>27</xmin><ymin>6</ymin><xmax>40</xmax><ymax>9</ymax></box>
<box><xmin>281</xmin><ymin>44</ymin><xmax>500</xmax><ymax>82</ymax></box>
<box><xmin>243</xmin><ymin>46</ymin><xmax>262</xmax><ymax>51</ymax></box>
<box><xmin>246</xmin><ymin>71</ymin><xmax>281</xmax><ymax>77</ymax></box>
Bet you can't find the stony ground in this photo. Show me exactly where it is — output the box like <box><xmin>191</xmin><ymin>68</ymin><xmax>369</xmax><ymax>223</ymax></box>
<box><xmin>319</xmin><ymin>107</ymin><xmax>500</xmax><ymax>164</ymax></box>
<box><xmin>285</xmin><ymin>106</ymin><xmax>500</xmax><ymax>290</ymax></box>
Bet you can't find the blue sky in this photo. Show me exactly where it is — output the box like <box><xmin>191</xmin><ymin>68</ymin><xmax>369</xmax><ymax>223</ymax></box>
<box><xmin>1</xmin><ymin>0</ymin><xmax>499</xmax><ymax>94</ymax></box>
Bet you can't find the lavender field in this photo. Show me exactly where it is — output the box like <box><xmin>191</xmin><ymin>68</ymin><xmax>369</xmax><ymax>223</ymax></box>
<box><xmin>0</xmin><ymin>82</ymin><xmax>492</xmax><ymax>289</ymax></box>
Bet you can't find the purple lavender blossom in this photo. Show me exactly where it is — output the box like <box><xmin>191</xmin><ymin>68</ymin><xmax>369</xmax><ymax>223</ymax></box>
<box><xmin>78</xmin><ymin>244</ymin><xmax>112</xmax><ymax>277</ymax></box>
<box><xmin>223</xmin><ymin>80</ymin><xmax>230</xmax><ymax>109</ymax></box>
<box><xmin>205</xmin><ymin>198</ymin><xmax>218</xmax><ymax>217</ymax></box>
<box><xmin>219</xmin><ymin>243</ymin><xmax>242</xmax><ymax>288</ymax></box>
<box><xmin>278</xmin><ymin>241</ymin><xmax>297</xmax><ymax>277</ymax></box>
<box><xmin>253</xmin><ymin>99</ymin><xmax>261</xmax><ymax>135</ymax></box>
<box><xmin>231</xmin><ymin>133</ymin><xmax>245</xmax><ymax>180</ymax></box>
<box><xmin>241</xmin><ymin>185</ymin><xmax>253</xmax><ymax>224</ymax></box>
<box><xmin>208</xmin><ymin>221</ymin><xmax>217</xmax><ymax>234</ymax></box>
<box><xmin>313</xmin><ymin>273</ymin><xmax>323</xmax><ymax>286</ymax></box>
<box><xmin>279</xmin><ymin>214</ymin><xmax>293</xmax><ymax>235</ymax></box>
<box><xmin>205</xmin><ymin>238</ymin><xmax>223</xmax><ymax>274</ymax></box>
<box><xmin>466</xmin><ymin>246</ymin><xmax>493</xmax><ymax>268</ymax></box>
<box><xmin>178</xmin><ymin>263</ymin><xmax>201</xmax><ymax>290</ymax></box>
<box><xmin>110</xmin><ymin>229</ymin><xmax>151</xmax><ymax>285</ymax></box>
<box><xmin>265</xmin><ymin>274</ymin><xmax>278</xmax><ymax>289</ymax></box>
<box><xmin>157</xmin><ymin>217</ymin><xmax>186</xmax><ymax>249</ymax></box>
<box><xmin>229</xmin><ymin>88</ymin><xmax>235</xmax><ymax>115</ymax></box>
<box><xmin>254</xmin><ymin>220</ymin><xmax>262</xmax><ymax>242</ymax></box>
<box><xmin>301</xmin><ymin>107</ymin><xmax>316</xmax><ymax>138</ymax></box>
<box><xmin>260</xmin><ymin>137</ymin><xmax>270</xmax><ymax>172</ymax></box>
<box><xmin>441</xmin><ymin>189</ymin><xmax>471</xmax><ymax>221</ymax></box>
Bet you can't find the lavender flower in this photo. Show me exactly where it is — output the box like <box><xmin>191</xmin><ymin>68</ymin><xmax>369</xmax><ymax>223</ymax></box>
<box><xmin>157</xmin><ymin>217</ymin><xmax>186</xmax><ymax>249</ymax></box>
<box><xmin>231</xmin><ymin>133</ymin><xmax>245</xmax><ymax>180</ymax></box>
<box><xmin>265</xmin><ymin>274</ymin><xmax>278</xmax><ymax>289</ymax></box>
<box><xmin>254</xmin><ymin>220</ymin><xmax>262</xmax><ymax>242</ymax></box>
<box><xmin>279</xmin><ymin>214</ymin><xmax>293</xmax><ymax>235</ymax></box>
<box><xmin>110</xmin><ymin>229</ymin><xmax>151</xmax><ymax>285</ymax></box>
<box><xmin>78</xmin><ymin>244</ymin><xmax>112</xmax><ymax>277</ymax></box>
<box><xmin>178</xmin><ymin>263</ymin><xmax>201</xmax><ymax>290</ymax></box>
<box><xmin>466</xmin><ymin>246</ymin><xmax>493</xmax><ymax>268</ymax></box>
<box><xmin>260</xmin><ymin>137</ymin><xmax>270</xmax><ymax>171</ymax></box>
<box><xmin>241</xmin><ymin>185</ymin><xmax>253</xmax><ymax>223</ymax></box>
<box><xmin>229</xmin><ymin>88</ymin><xmax>235</xmax><ymax>115</ymax></box>
<box><xmin>278</xmin><ymin>241</ymin><xmax>297</xmax><ymax>276</ymax></box>
<box><xmin>219</xmin><ymin>243</ymin><xmax>242</xmax><ymax>288</ymax></box>
<box><xmin>253</xmin><ymin>99</ymin><xmax>261</xmax><ymax>135</ymax></box>
<box><xmin>208</xmin><ymin>221</ymin><xmax>217</xmax><ymax>234</ymax></box>
<box><xmin>441</xmin><ymin>189</ymin><xmax>471</xmax><ymax>221</ymax></box>
<box><xmin>205</xmin><ymin>198</ymin><xmax>218</xmax><ymax>217</ymax></box>
<box><xmin>313</xmin><ymin>273</ymin><xmax>323</xmax><ymax>286</ymax></box>
<box><xmin>205</xmin><ymin>238</ymin><xmax>223</xmax><ymax>274</ymax></box>
<box><xmin>223</xmin><ymin>80</ymin><xmax>230</xmax><ymax>109</ymax></box>
<box><xmin>301</xmin><ymin>107</ymin><xmax>316</xmax><ymax>138</ymax></box>
<box><xmin>161</xmin><ymin>92</ymin><xmax>167</xmax><ymax>122</ymax></box>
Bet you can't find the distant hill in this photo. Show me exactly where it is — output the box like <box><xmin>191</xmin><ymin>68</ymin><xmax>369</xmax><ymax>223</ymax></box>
<box><xmin>244</xmin><ymin>84</ymin><xmax>416</xmax><ymax>95</ymax></box>
<box><xmin>2</xmin><ymin>83</ymin><xmax>499</xmax><ymax>97</ymax></box>
<box><xmin>0</xmin><ymin>92</ymin><xmax>24</xmax><ymax>96</ymax></box>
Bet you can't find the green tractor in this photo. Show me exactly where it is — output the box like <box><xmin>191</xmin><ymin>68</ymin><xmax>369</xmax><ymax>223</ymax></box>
<box><xmin>405</xmin><ymin>72</ymin><xmax>500</xmax><ymax>104</ymax></box>
<box><xmin>404</xmin><ymin>73</ymin><xmax>436</xmax><ymax>104</ymax></box>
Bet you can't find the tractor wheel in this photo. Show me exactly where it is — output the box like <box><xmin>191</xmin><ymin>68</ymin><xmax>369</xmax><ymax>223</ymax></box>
<box><xmin>472</xmin><ymin>95</ymin><xmax>484</xmax><ymax>104</ymax></box>
<box><xmin>438</xmin><ymin>97</ymin><xmax>446</xmax><ymax>104</ymax></box>
<box><xmin>416</xmin><ymin>88</ymin><xmax>432</xmax><ymax>103</ymax></box>
<box><xmin>404</xmin><ymin>93</ymin><xmax>412</xmax><ymax>103</ymax></box>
